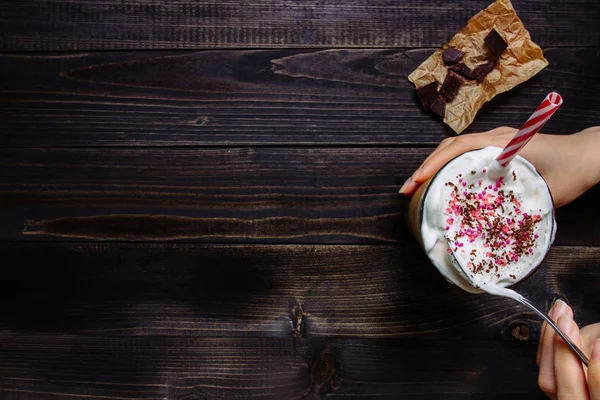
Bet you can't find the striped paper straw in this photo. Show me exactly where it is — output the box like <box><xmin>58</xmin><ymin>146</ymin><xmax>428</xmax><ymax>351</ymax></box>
<box><xmin>496</xmin><ymin>92</ymin><xmax>563</xmax><ymax>167</ymax></box>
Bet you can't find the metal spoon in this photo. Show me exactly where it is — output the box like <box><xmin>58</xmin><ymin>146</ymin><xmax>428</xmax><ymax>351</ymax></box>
<box><xmin>449</xmin><ymin>249</ymin><xmax>589</xmax><ymax>367</ymax></box>
<box><xmin>511</xmin><ymin>294</ymin><xmax>589</xmax><ymax>367</ymax></box>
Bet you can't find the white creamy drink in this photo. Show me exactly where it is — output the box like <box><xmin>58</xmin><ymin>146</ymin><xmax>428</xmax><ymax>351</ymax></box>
<box><xmin>408</xmin><ymin>146</ymin><xmax>556</xmax><ymax>295</ymax></box>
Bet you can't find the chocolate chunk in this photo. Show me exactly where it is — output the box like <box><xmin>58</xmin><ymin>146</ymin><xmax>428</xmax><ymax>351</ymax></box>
<box><xmin>416</xmin><ymin>81</ymin><xmax>439</xmax><ymax>110</ymax></box>
<box><xmin>450</xmin><ymin>63</ymin><xmax>476</xmax><ymax>80</ymax></box>
<box><xmin>484</xmin><ymin>29</ymin><xmax>508</xmax><ymax>58</ymax></box>
<box><xmin>431</xmin><ymin>95</ymin><xmax>446</xmax><ymax>118</ymax></box>
<box><xmin>442</xmin><ymin>49</ymin><xmax>465</xmax><ymax>65</ymax></box>
<box><xmin>440</xmin><ymin>71</ymin><xmax>463</xmax><ymax>101</ymax></box>
<box><xmin>473</xmin><ymin>60</ymin><xmax>497</xmax><ymax>83</ymax></box>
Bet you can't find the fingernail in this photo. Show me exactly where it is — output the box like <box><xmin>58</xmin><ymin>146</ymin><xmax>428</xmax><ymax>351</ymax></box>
<box><xmin>557</xmin><ymin>314</ymin><xmax>573</xmax><ymax>335</ymax></box>
<box><xmin>399</xmin><ymin>177</ymin><xmax>412</xmax><ymax>194</ymax></box>
<box><xmin>593</xmin><ymin>339</ymin><xmax>600</xmax><ymax>360</ymax></box>
<box><xmin>550</xmin><ymin>299</ymin><xmax>568</xmax><ymax>320</ymax></box>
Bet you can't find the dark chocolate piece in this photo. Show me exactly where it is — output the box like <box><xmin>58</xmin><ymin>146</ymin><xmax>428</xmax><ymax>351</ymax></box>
<box><xmin>449</xmin><ymin>63</ymin><xmax>476</xmax><ymax>80</ymax></box>
<box><xmin>431</xmin><ymin>95</ymin><xmax>446</xmax><ymax>118</ymax></box>
<box><xmin>484</xmin><ymin>29</ymin><xmax>508</xmax><ymax>58</ymax></box>
<box><xmin>440</xmin><ymin>70</ymin><xmax>463</xmax><ymax>101</ymax></box>
<box><xmin>473</xmin><ymin>60</ymin><xmax>497</xmax><ymax>83</ymax></box>
<box><xmin>442</xmin><ymin>49</ymin><xmax>465</xmax><ymax>65</ymax></box>
<box><xmin>416</xmin><ymin>81</ymin><xmax>439</xmax><ymax>110</ymax></box>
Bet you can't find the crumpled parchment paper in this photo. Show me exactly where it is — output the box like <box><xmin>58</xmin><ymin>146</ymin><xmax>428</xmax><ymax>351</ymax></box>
<box><xmin>408</xmin><ymin>0</ymin><xmax>548</xmax><ymax>133</ymax></box>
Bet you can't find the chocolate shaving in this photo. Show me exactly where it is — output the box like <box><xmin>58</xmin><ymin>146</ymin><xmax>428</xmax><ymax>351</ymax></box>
<box><xmin>440</xmin><ymin>70</ymin><xmax>463</xmax><ymax>101</ymax></box>
<box><xmin>442</xmin><ymin>49</ymin><xmax>465</xmax><ymax>65</ymax></box>
<box><xmin>473</xmin><ymin>60</ymin><xmax>497</xmax><ymax>83</ymax></box>
<box><xmin>449</xmin><ymin>63</ymin><xmax>476</xmax><ymax>80</ymax></box>
<box><xmin>416</xmin><ymin>81</ymin><xmax>439</xmax><ymax>110</ymax></box>
<box><xmin>484</xmin><ymin>28</ymin><xmax>508</xmax><ymax>58</ymax></box>
<box><xmin>431</xmin><ymin>95</ymin><xmax>446</xmax><ymax>117</ymax></box>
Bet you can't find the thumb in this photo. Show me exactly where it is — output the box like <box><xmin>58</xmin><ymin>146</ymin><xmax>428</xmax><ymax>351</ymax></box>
<box><xmin>590</xmin><ymin>339</ymin><xmax>600</xmax><ymax>400</ymax></box>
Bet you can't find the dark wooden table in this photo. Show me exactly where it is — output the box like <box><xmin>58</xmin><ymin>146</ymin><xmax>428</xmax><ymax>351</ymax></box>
<box><xmin>1</xmin><ymin>1</ymin><xmax>599</xmax><ymax>398</ymax></box>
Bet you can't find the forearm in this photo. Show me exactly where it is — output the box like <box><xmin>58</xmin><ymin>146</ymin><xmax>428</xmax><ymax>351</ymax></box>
<box><xmin>571</xmin><ymin>127</ymin><xmax>600</xmax><ymax>191</ymax></box>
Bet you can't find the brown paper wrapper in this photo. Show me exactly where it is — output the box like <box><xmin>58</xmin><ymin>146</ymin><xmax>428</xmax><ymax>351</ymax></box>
<box><xmin>408</xmin><ymin>0</ymin><xmax>548</xmax><ymax>133</ymax></box>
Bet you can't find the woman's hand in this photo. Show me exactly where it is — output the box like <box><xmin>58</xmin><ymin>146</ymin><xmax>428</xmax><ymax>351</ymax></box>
<box><xmin>399</xmin><ymin>126</ymin><xmax>600</xmax><ymax>207</ymax></box>
<box><xmin>537</xmin><ymin>299</ymin><xmax>600</xmax><ymax>399</ymax></box>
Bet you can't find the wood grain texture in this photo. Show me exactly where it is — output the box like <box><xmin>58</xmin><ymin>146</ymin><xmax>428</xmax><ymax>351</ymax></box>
<box><xmin>0</xmin><ymin>0</ymin><xmax>598</xmax><ymax>50</ymax></box>
<box><xmin>2</xmin><ymin>48</ymin><xmax>599</xmax><ymax>147</ymax></box>
<box><xmin>1</xmin><ymin>243</ymin><xmax>598</xmax><ymax>338</ymax></box>
<box><xmin>1</xmin><ymin>147</ymin><xmax>598</xmax><ymax>244</ymax></box>
<box><xmin>0</xmin><ymin>335</ymin><xmax>547</xmax><ymax>399</ymax></box>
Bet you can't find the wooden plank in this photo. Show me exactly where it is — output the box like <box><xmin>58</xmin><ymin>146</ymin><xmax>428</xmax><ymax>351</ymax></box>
<box><xmin>0</xmin><ymin>0</ymin><xmax>597</xmax><ymax>50</ymax></box>
<box><xmin>1</xmin><ymin>48</ymin><xmax>599</xmax><ymax>147</ymax></box>
<box><xmin>1</xmin><ymin>243</ymin><xmax>597</xmax><ymax>338</ymax></box>
<box><xmin>0</xmin><ymin>335</ymin><xmax>546</xmax><ymax>399</ymax></box>
<box><xmin>1</xmin><ymin>147</ymin><xmax>598</xmax><ymax>245</ymax></box>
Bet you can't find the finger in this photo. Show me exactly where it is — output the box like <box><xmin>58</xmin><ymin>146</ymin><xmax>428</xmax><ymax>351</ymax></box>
<box><xmin>538</xmin><ymin>302</ymin><xmax>553</xmax><ymax>366</ymax></box>
<box><xmin>419</xmin><ymin>136</ymin><xmax>457</xmax><ymax>167</ymax></box>
<box><xmin>399</xmin><ymin>126</ymin><xmax>518</xmax><ymax>195</ymax></box>
<box><xmin>409</xmin><ymin>127</ymin><xmax>517</xmax><ymax>186</ymax></box>
<box><xmin>537</xmin><ymin>302</ymin><xmax>554</xmax><ymax>367</ymax></box>
<box><xmin>538</xmin><ymin>299</ymin><xmax>570</xmax><ymax>366</ymax></box>
<box><xmin>537</xmin><ymin>321</ymin><xmax>547</xmax><ymax>367</ymax></box>
<box><xmin>554</xmin><ymin>314</ymin><xmax>590</xmax><ymax>400</ymax></box>
<box><xmin>590</xmin><ymin>339</ymin><xmax>600</xmax><ymax>400</ymax></box>
<box><xmin>399</xmin><ymin>138</ymin><xmax>456</xmax><ymax>195</ymax></box>
<box><xmin>580</xmin><ymin>323</ymin><xmax>600</xmax><ymax>356</ymax></box>
<box><xmin>538</xmin><ymin>299</ymin><xmax>572</xmax><ymax>398</ymax></box>
<box><xmin>399</xmin><ymin>140</ymin><xmax>472</xmax><ymax>195</ymax></box>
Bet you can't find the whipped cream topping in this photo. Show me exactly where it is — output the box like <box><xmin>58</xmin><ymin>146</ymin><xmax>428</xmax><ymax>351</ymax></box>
<box><xmin>421</xmin><ymin>146</ymin><xmax>556</xmax><ymax>294</ymax></box>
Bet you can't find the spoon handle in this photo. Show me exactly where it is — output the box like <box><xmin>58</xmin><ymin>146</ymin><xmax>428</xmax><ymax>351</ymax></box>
<box><xmin>446</xmin><ymin>246</ymin><xmax>589</xmax><ymax>366</ymax></box>
<box><xmin>515</xmin><ymin>295</ymin><xmax>589</xmax><ymax>367</ymax></box>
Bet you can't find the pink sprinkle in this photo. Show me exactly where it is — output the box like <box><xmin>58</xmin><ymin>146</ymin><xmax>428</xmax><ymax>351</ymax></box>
<box><xmin>463</xmin><ymin>191</ymin><xmax>468</xmax><ymax>196</ymax></box>
<box><xmin>529</xmin><ymin>248</ymin><xmax>533</xmax><ymax>253</ymax></box>
<box><xmin>523</xmin><ymin>213</ymin><xmax>529</xmax><ymax>218</ymax></box>
<box><xmin>534</xmin><ymin>234</ymin><xmax>539</xmax><ymax>239</ymax></box>
<box><xmin>447</xmin><ymin>248</ymin><xmax>452</xmax><ymax>254</ymax></box>
<box><xmin>478</xmin><ymin>180</ymin><xmax>482</xmax><ymax>186</ymax></box>
<box><xmin>488</xmin><ymin>185</ymin><xmax>492</xmax><ymax>190</ymax></box>
<box><xmin>458</xmin><ymin>242</ymin><xmax>464</xmax><ymax>247</ymax></box>
<box><xmin>482</xmin><ymin>169</ymin><xmax>487</xmax><ymax>173</ymax></box>
<box><xmin>493</xmin><ymin>187</ymin><xmax>498</xmax><ymax>192</ymax></box>
<box><xmin>462</xmin><ymin>181</ymin><xmax>467</xmax><ymax>187</ymax></box>
<box><xmin>445</xmin><ymin>226</ymin><xmax>450</xmax><ymax>230</ymax></box>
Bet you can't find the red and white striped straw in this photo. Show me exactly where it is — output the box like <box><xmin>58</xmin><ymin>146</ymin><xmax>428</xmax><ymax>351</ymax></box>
<box><xmin>496</xmin><ymin>92</ymin><xmax>563</xmax><ymax>167</ymax></box>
